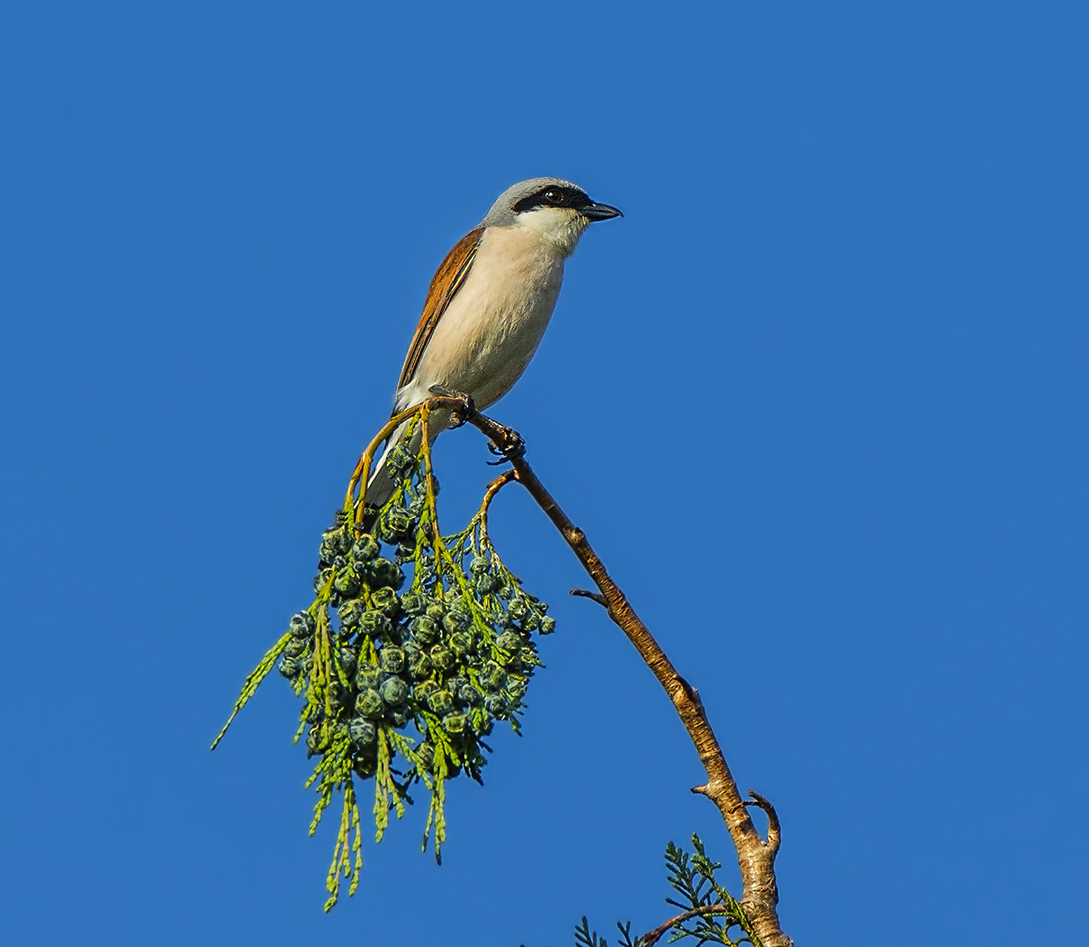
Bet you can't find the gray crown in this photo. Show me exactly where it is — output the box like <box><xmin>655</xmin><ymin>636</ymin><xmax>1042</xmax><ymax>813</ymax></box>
<box><xmin>480</xmin><ymin>177</ymin><xmax>583</xmax><ymax>227</ymax></box>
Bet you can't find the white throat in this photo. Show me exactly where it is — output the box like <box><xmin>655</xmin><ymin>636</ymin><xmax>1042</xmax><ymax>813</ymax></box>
<box><xmin>512</xmin><ymin>206</ymin><xmax>590</xmax><ymax>258</ymax></box>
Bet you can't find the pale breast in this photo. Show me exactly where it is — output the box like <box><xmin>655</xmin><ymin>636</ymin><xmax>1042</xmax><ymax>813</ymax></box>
<box><xmin>408</xmin><ymin>225</ymin><xmax>566</xmax><ymax>409</ymax></box>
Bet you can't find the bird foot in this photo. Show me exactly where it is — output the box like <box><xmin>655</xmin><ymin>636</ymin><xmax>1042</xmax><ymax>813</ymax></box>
<box><xmin>487</xmin><ymin>426</ymin><xmax>526</xmax><ymax>464</ymax></box>
<box><xmin>428</xmin><ymin>385</ymin><xmax>476</xmax><ymax>427</ymax></box>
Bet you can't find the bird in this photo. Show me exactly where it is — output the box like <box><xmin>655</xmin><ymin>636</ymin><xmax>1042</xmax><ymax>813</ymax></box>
<box><xmin>363</xmin><ymin>177</ymin><xmax>622</xmax><ymax>517</ymax></box>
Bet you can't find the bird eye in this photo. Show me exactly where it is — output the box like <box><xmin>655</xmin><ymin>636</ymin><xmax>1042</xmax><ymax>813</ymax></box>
<box><xmin>543</xmin><ymin>189</ymin><xmax>561</xmax><ymax>204</ymax></box>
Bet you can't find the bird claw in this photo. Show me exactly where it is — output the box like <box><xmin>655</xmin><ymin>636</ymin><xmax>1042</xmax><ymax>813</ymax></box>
<box><xmin>428</xmin><ymin>385</ymin><xmax>476</xmax><ymax>428</ymax></box>
<box><xmin>424</xmin><ymin>385</ymin><xmax>523</xmax><ymax>461</ymax></box>
<box><xmin>486</xmin><ymin>427</ymin><xmax>526</xmax><ymax>465</ymax></box>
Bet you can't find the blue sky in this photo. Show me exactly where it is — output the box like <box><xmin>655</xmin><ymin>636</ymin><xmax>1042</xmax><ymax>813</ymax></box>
<box><xmin>2</xmin><ymin>3</ymin><xmax>1086</xmax><ymax>944</ymax></box>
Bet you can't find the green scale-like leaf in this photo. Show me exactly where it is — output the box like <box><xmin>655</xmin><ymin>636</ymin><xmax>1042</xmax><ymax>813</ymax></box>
<box><xmin>212</xmin><ymin>405</ymin><xmax>555</xmax><ymax>908</ymax></box>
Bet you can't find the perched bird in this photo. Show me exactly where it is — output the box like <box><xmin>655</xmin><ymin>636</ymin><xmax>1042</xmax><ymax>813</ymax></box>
<box><xmin>365</xmin><ymin>177</ymin><xmax>622</xmax><ymax>514</ymax></box>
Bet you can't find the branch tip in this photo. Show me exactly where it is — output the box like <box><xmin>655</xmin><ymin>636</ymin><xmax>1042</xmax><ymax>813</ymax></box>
<box><xmin>570</xmin><ymin>588</ymin><xmax>608</xmax><ymax>608</ymax></box>
<box><xmin>744</xmin><ymin>790</ymin><xmax>782</xmax><ymax>852</ymax></box>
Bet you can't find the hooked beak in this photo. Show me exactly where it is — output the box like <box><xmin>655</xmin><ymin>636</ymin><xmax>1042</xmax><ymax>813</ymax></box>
<box><xmin>580</xmin><ymin>201</ymin><xmax>623</xmax><ymax>221</ymax></box>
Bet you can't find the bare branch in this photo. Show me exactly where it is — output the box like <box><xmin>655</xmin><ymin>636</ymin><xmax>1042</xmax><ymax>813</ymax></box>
<box><xmin>477</xmin><ymin>469</ymin><xmax>516</xmax><ymax>546</ymax></box>
<box><xmin>459</xmin><ymin>404</ymin><xmax>793</xmax><ymax>947</ymax></box>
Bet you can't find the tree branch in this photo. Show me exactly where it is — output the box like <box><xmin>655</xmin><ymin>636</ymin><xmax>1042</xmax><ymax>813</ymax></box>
<box><xmin>457</xmin><ymin>403</ymin><xmax>792</xmax><ymax>947</ymax></box>
<box><xmin>637</xmin><ymin>905</ymin><xmax>735</xmax><ymax>947</ymax></box>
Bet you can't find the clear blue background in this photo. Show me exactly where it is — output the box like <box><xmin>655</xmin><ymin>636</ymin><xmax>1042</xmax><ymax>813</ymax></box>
<box><xmin>2</xmin><ymin>3</ymin><xmax>1085</xmax><ymax>944</ymax></box>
